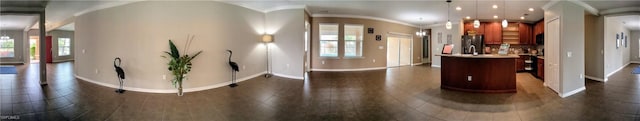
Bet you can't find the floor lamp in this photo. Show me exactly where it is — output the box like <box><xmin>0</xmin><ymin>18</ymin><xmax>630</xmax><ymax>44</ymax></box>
<box><xmin>263</xmin><ymin>34</ymin><xmax>274</xmax><ymax>78</ymax></box>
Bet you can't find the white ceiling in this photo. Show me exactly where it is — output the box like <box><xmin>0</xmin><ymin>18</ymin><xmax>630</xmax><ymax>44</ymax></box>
<box><xmin>2</xmin><ymin>0</ymin><xmax>638</xmax><ymax>31</ymax></box>
<box><xmin>0</xmin><ymin>15</ymin><xmax>38</xmax><ymax>30</ymax></box>
<box><xmin>609</xmin><ymin>15</ymin><xmax>640</xmax><ymax>31</ymax></box>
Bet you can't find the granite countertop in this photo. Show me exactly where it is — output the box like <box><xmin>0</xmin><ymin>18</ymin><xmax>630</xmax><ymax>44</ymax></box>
<box><xmin>436</xmin><ymin>54</ymin><xmax>520</xmax><ymax>58</ymax></box>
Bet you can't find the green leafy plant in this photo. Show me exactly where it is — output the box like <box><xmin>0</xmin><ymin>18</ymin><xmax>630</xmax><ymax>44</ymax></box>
<box><xmin>162</xmin><ymin>35</ymin><xmax>203</xmax><ymax>91</ymax></box>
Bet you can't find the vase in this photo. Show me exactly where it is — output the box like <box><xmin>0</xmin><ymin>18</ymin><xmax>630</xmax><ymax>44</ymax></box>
<box><xmin>177</xmin><ymin>80</ymin><xmax>183</xmax><ymax>96</ymax></box>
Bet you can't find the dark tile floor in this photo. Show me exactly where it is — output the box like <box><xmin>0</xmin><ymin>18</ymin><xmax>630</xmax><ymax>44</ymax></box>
<box><xmin>1</xmin><ymin>62</ymin><xmax>640</xmax><ymax>121</ymax></box>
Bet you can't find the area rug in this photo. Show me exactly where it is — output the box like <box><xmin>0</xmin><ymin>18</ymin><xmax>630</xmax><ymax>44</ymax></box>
<box><xmin>633</xmin><ymin>66</ymin><xmax>640</xmax><ymax>74</ymax></box>
<box><xmin>0</xmin><ymin>67</ymin><xmax>17</xmax><ymax>74</ymax></box>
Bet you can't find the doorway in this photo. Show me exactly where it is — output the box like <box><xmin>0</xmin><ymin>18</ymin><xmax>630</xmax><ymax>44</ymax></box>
<box><xmin>29</xmin><ymin>36</ymin><xmax>40</xmax><ymax>63</ymax></box>
<box><xmin>387</xmin><ymin>34</ymin><xmax>412</xmax><ymax>67</ymax></box>
<box><xmin>545</xmin><ymin>17</ymin><xmax>561</xmax><ymax>94</ymax></box>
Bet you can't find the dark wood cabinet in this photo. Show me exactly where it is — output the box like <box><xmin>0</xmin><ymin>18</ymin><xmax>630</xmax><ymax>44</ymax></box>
<box><xmin>537</xmin><ymin>58</ymin><xmax>544</xmax><ymax>80</ymax></box>
<box><xmin>519</xmin><ymin>23</ymin><xmax>532</xmax><ymax>45</ymax></box>
<box><xmin>533</xmin><ymin>20</ymin><xmax>544</xmax><ymax>36</ymax></box>
<box><xmin>485</xmin><ymin>22</ymin><xmax>502</xmax><ymax>44</ymax></box>
<box><xmin>463</xmin><ymin>22</ymin><xmax>486</xmax><ymax>35</ymax></box>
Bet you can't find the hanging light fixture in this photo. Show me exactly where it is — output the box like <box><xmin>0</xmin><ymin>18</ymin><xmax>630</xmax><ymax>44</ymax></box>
<box><xmin>473</xmin><ymin>0</ymin><xmax>480</xmax><ymax>28</ymax></box>
<box><xmin>445</xmin><ymin>0</ymin><xmax>452</xmax><ymax>30</ymax></box>
<box><xmin>416</xmin><ymin>18</ymin><xmax>426</xmax><ymax>36</ymax></box>
<box><xmin>501</xmin><ymin>0</ymin><xmax>508</xmax><ymax>28</ymax></box>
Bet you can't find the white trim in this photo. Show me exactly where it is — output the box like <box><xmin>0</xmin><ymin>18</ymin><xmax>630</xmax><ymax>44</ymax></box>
<box><xmin>606</xmin><ymin>63</ymin><xmax>630</xmax><ymax>78</ymax></box>
<box><xmin>264</xmin><ymin>5</ymin><xmax>306</xmax><ymax>13</ymax></box>
<box><xmin>412</xmin><ymin>63</ymin><xmax>423</xmax><ymax>66</ymax></box>
<box><xmin>53</xmin><ymin>58</ymin><xmax>74</xmax><ymax>63</ymax></box>
<box><xmin>600</xmin><ymin>7</ymin><xmax>640</xmax><ymax>15</ymax></box>
<box><xmin>74</xmin><ymin>71</ymin><xmax>266</xmax><ymax>93</ymax></box>
<box><xmin>630</xmin><ymin>61</ymin><xmax>640</xmax><ymax>64</ymax></box>
<box><xmin>568</xmin><ymin>0</ymin><xmax>599</xmax><ymax>16</ymax></box>
<box><xmin>73</xmin><ymin>1</ymin><xmax>142</xmax><ymax>16</ymax></box>
<box><xmin>0</xmin><ymin>62</ymin><xmax>24</xmax><ymax>64</ymax></box>
<box><xmin>311</xmin><ymin>14</ymin><xmax>417</xmax><ymax>27</ymax></box>
<box><xmin>311</xmin><ymin>67</ymin><xmax>386</xmax><ymax>72</ymax></box>
<box><xmin>584</xmin><ymin>75</ymin><xmax>606</xmax><ymax>82</ymax></box>
<box><xmin>272</xmin><ymin>73</ymin><xmax>304</xmax><ymax>80</ymax></box>
<box><xmin>431</xmin><ymin>65</ymin><xmax>441</xmax><ymax>68</ymax></box>
<box><xmin>560</xmin><ymin>86</ymin><xmax>586</xmax><ymax>98</ymax></box>
<box><xmin>541</xmin><ymin>0</ymin><xmax>560</xmax><ymax>11</ymax></box>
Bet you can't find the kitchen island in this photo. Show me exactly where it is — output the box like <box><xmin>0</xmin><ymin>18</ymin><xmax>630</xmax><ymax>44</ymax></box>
<box><xmin>437</xmin><ymin>54</ymin><xmax>519</xmax><ymax>93</ymax></box>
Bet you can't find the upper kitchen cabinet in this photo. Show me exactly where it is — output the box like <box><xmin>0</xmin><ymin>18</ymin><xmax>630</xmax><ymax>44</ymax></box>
<box><xmin>533</xmin><ymin>20</ymin><xmax>544</xmax><ymax>36</ymax></box>
<box><xmin>463</xmin><ymin>22</ymin><xmax>486</xmax><ymax>35</ymax></box>
<box><xmin>485</xmin><ymin>22</ymin><xmax>502</xmax><ymax>44</ymax></box>
<box><xmin>519</xmin><ymin>23</ymin><xmax>532</xmax><ymax>45</ymax></box>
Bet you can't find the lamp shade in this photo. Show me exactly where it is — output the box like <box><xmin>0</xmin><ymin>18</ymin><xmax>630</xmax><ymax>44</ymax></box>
<box><xmin>445</xmin><ymin>21</ymin><xmax>452</xmax><ymax>30</ymax></box>
<box><xmin>262</xmin><ymin>34</ymin><xmax>273</xmax><ymax>43</ymax></box>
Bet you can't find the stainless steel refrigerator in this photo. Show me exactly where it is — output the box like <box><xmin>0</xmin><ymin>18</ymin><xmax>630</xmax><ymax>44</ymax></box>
<box><xmin>461</xmin><ymin>35</ymin><xmax>484</xmax><ymax>54</ymax></box>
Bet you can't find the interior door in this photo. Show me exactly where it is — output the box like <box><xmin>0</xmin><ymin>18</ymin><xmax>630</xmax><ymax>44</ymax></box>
<box><xmin>399</xmin><ymin>37</ymin><xmax>411</xmax><ymax>66</ymax></box>
<box><xmin>387</xmin><ymin>37</ymin><xmax>400</xmax><ymax>67</ymax></box>
<box><xmin>546</xmin><ymin>18</ymin><xmax>561</xmax><ymax>94</ymax></box>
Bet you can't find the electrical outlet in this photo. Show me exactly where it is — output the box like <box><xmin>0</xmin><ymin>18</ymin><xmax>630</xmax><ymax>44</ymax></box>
<box><xmin>95</xmin><ymin>69</ymin><xmax>99</xmax><ymax>74</ymax></box>
<box><xmin>378</xmin><ymin>46</ymin><xmax>384</xmax><ymax>49</ymax></box>
<box><xmin>467</xmin><ymin>76</ymin><xmax>472</xmax><ymax>81</ymax></box>
<box><xmin>580</xmin><ymin>74</ymin><xmax>583</xmax><ymax>79</ymax></box>
<box><xmin>286</xmin><ymin>64</ymin><xmax>290</xmax><ymax>68</ymax></box>
<box><xmin>162</xmin><ymin>75</ymin><xmax>166</xmax><ymax>80</ymax></box>
<box><xmin>372</xmin><ymin>59</ymin><xmax>376</xmax><ymax>63</ymax></box>
<box><xmin>82</xmin><ymin>49</ymin><xmax>86</xmax><ymax>54</ymax></box>
<box><xmin>567</xmin><ymin>52</ymin><xmax>572</xmax><ymax>57</ymax></box>
<box><xmin>242</xmin><ymin>65</ymin><xmax>246</xmax><ymax>70</ymax></box>
<box><xmin>322</xmin><ymin>61</ymin><xmax>325</xmax><ymax>64</ymax></box>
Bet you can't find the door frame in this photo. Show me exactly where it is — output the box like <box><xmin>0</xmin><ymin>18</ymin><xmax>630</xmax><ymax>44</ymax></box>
<box><xmin>386</xmin><ymin>32</ymin><xmax>413</xmax><ymax>68</ymax></box>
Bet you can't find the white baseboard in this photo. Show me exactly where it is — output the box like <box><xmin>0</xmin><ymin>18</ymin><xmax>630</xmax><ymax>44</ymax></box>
<box><xmin>431</xmin><ymin>65</ymin><xmax>441</xmax><ymax>68</ymax></box>
<box><xmin>311</xmin><ymin>67</ymin><xmax>386</xmax><ymax>72</ymax></box>
<box><xmin>584</xmin><ymin>75</ymin><xmax>606</xmax><ymax>82</ymax></box>
<box><xmin>53</xmin><ymin>59</ymin><xmax>74</xmax><ymax>63</ymax></box>
<box><xmin>272</xmin><ymin>73</ymin><xmax>304</xmax><ymax>80</ymax></box>
<box><xmin>74</xmin><ymin>71</ymin><xmax>267</xmax><ymax>93</ymax></box>
<box><xmin>605</xmin><ymin>63</ymin><xmax>630</xmax><ymax>78</ymax></box>
<box><xmin>630</xmin><ymin>61</ymin><xmax>640</xmax><ymax>64</ymax></box>
<box><xmin>411</xmin><ymin>63</ymin><xmax>424</xmax><ymax>66</ymax></box>
<box><xmin>0</xmin><ymin>62</ymin><xmax>24</xmax><ymax>64</ymax></box>
<box><xmin>560</xmin><ymin>86</ymin><xmax>586</xmax><ymax>98</ymax></box>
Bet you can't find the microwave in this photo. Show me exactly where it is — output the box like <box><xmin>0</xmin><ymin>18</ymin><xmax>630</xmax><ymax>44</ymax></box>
<box><xmin>535</xmin><ymin>34</ymin><xmax>544</xmax><ymax>45</ymax></box>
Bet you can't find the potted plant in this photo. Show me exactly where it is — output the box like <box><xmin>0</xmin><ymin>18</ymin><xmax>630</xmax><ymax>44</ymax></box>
<box><xmin>162</xmin><ymin>35</ymin><xmax>202</xmax><ymax>96</ymax></box>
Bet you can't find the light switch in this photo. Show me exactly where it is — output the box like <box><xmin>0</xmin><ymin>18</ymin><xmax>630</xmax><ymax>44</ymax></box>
<box><xmin>378</xmin><ymin>46</ymin><xmax>384</xmax><ymax>49</ymax></box>
<box><xmin>567</xmin><ymin>52</ymin><xmax>572</xmax><ymax>57</ymax></box>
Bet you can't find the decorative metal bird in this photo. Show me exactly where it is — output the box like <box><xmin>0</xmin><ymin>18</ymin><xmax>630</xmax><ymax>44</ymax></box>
<box><xmin>114</xmin><ymin>57</ymin><xmax>126</xmax><ymax>93</ymax></box>
<box><xmin>227</xmin><ymin>50</ymin><xmax>240</xmax><ymax>87</ymax></box>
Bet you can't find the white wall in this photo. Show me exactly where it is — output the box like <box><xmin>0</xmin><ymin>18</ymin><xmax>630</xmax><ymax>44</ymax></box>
<box><xmin>429</xmin><ymin>23</ymin><xmax>462</xmax><ymax>67</ymax></box>
<box><xmin>604</xmin><ymin>16</ymin><xmax>631</xmax><ymax>76</ymax></box>
<box><xmin>74</xmin><ymin>1</ymin><xmax>268</xmax><ymax>92</ymax></box>
<box><xmin>0</xmin><ymin>30</ymin><xmax>26</xmax><ymax>64</ymax></box>
<box><xmin>265</xmin><ymin>9</ymin><xmax>305</xmax><ymax>79</ymax></box>
<box><xmin>545</xmin><ymin>1</ymin><xmax>585</xmax><ymax>97</ymax></box>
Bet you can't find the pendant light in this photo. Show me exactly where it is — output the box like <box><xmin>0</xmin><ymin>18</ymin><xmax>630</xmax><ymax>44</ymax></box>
<box><xmin>416</xmin><ymin>18</ymin><xmax>426</xmax><ymax>36</ymax></box>
<box><xmin>473</xmin><ymin>0</ymin><xmax>480</xmax><ymax>28</ymax></box>
<box><xmin>445</xmin><ymin>0</ymin><xmax>452</xmax><ymax>30</ymax></box>
<box><xmin>501</xmin><ymin>0</ymin><xmax>508</xmax><ymax>28</ymax></box>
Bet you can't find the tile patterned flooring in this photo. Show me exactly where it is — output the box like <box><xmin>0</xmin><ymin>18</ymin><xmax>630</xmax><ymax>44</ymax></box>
<box><xmin>1</xmin><ymin>62</ymin><xmax>640</xmax><ymax>121</ymax></box>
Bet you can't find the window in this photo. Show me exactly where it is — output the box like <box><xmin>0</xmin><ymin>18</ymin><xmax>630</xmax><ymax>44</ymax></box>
<box><xmin>0</xmin><ymin>36</ymin><xmax>14</xmax><ymax>57</ymax></box>
<box><xmin>58</xmin><ymin>38</ymin><xmax>71</xmax><ymax>56</ymax></box>
<box><xmin>344</xmin><ymin>24</ymin><xmax>363</xmax><ymax>57</ymax></box>
<box><xmin>319</xmin><ymin>24</ymin><xmax>339</xmax><ymax>57</ymax></box>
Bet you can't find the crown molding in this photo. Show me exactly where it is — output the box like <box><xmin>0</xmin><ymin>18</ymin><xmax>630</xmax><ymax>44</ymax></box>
<box><xmin>311</xmin><ymin>14</ymin><xmax>417</xmax><ymax>27</ymax></box>
<box><xmin>568</xmin><ymin>0</ymin><xmax>599</xmax><ymax>16</ymax></box>
<box><xmin>600</xmin><ymin>7</ymin><xmax>640</xmax><ymax>15</ymax></box>
<box><xmin>73</xmin><ymin>1</ymin><xmax>142</xmax><ymax>16</ymax></box>
<box><xmin>264</xmin><ymin>5</ymin><xmax>306</xmax><ymax>13</ymax></box>
<box><xmin>541</xmin><ymin>0</ymin><xmax>560</xmax><ymax>11</ymax></box>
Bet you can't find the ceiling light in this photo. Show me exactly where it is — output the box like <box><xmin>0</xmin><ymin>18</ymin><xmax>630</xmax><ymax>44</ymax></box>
<box><xmin>416</xmin><ymin>18</ymin><xmax>426</xmax><ymax>36</ymax></box>
<box><xmin>474</xmin><ymin>0</ymin><xmax>479</xmax><ymax>28</ymax></box>
<box><xmin>456</xmin><ymin>6</ymin><xmax>462</xmax><ymax>11</ymax></box>
<box><xmin>492</xmin><ymin>4</ymin><xmax>498</xmax><ymax>9</ymax></box>
<box><xmin>494</xmin><ymin>15</ymin><xmax>498</xmax><ymax>19</ymax></box>
<box><xmin>520</xmin><ymin>16</ymin><xmax>525</xmax><ymax>19</ymax></box>
<box><xmin>529</xmin><ymin>8</ymin><xmax>534</xmax><ymax>12</ymax></box>
<box><xmin>502</xmin><ymin>0</ymin><xmax>508</xmax><ymax>28</ymax></box>
<box><xmin>466</xmin><ymin>16</ymin><xmax>471</xmax><ymax>19</ymax></box>
<box><xmin>446</xmin><ymin>0</ymin><xmax>452</xmax><ymax>30</ymax></box>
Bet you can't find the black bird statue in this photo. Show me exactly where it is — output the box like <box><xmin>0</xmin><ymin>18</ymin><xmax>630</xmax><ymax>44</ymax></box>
<box><xmin>227</xmin><ymin>50</ymin><xmax>240</xmax><ymax>87</ymax></box>
<box><xmin>114</xmin><ymin>57</ymin><xmax>126</xmax><ymax>93</ymax></box>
